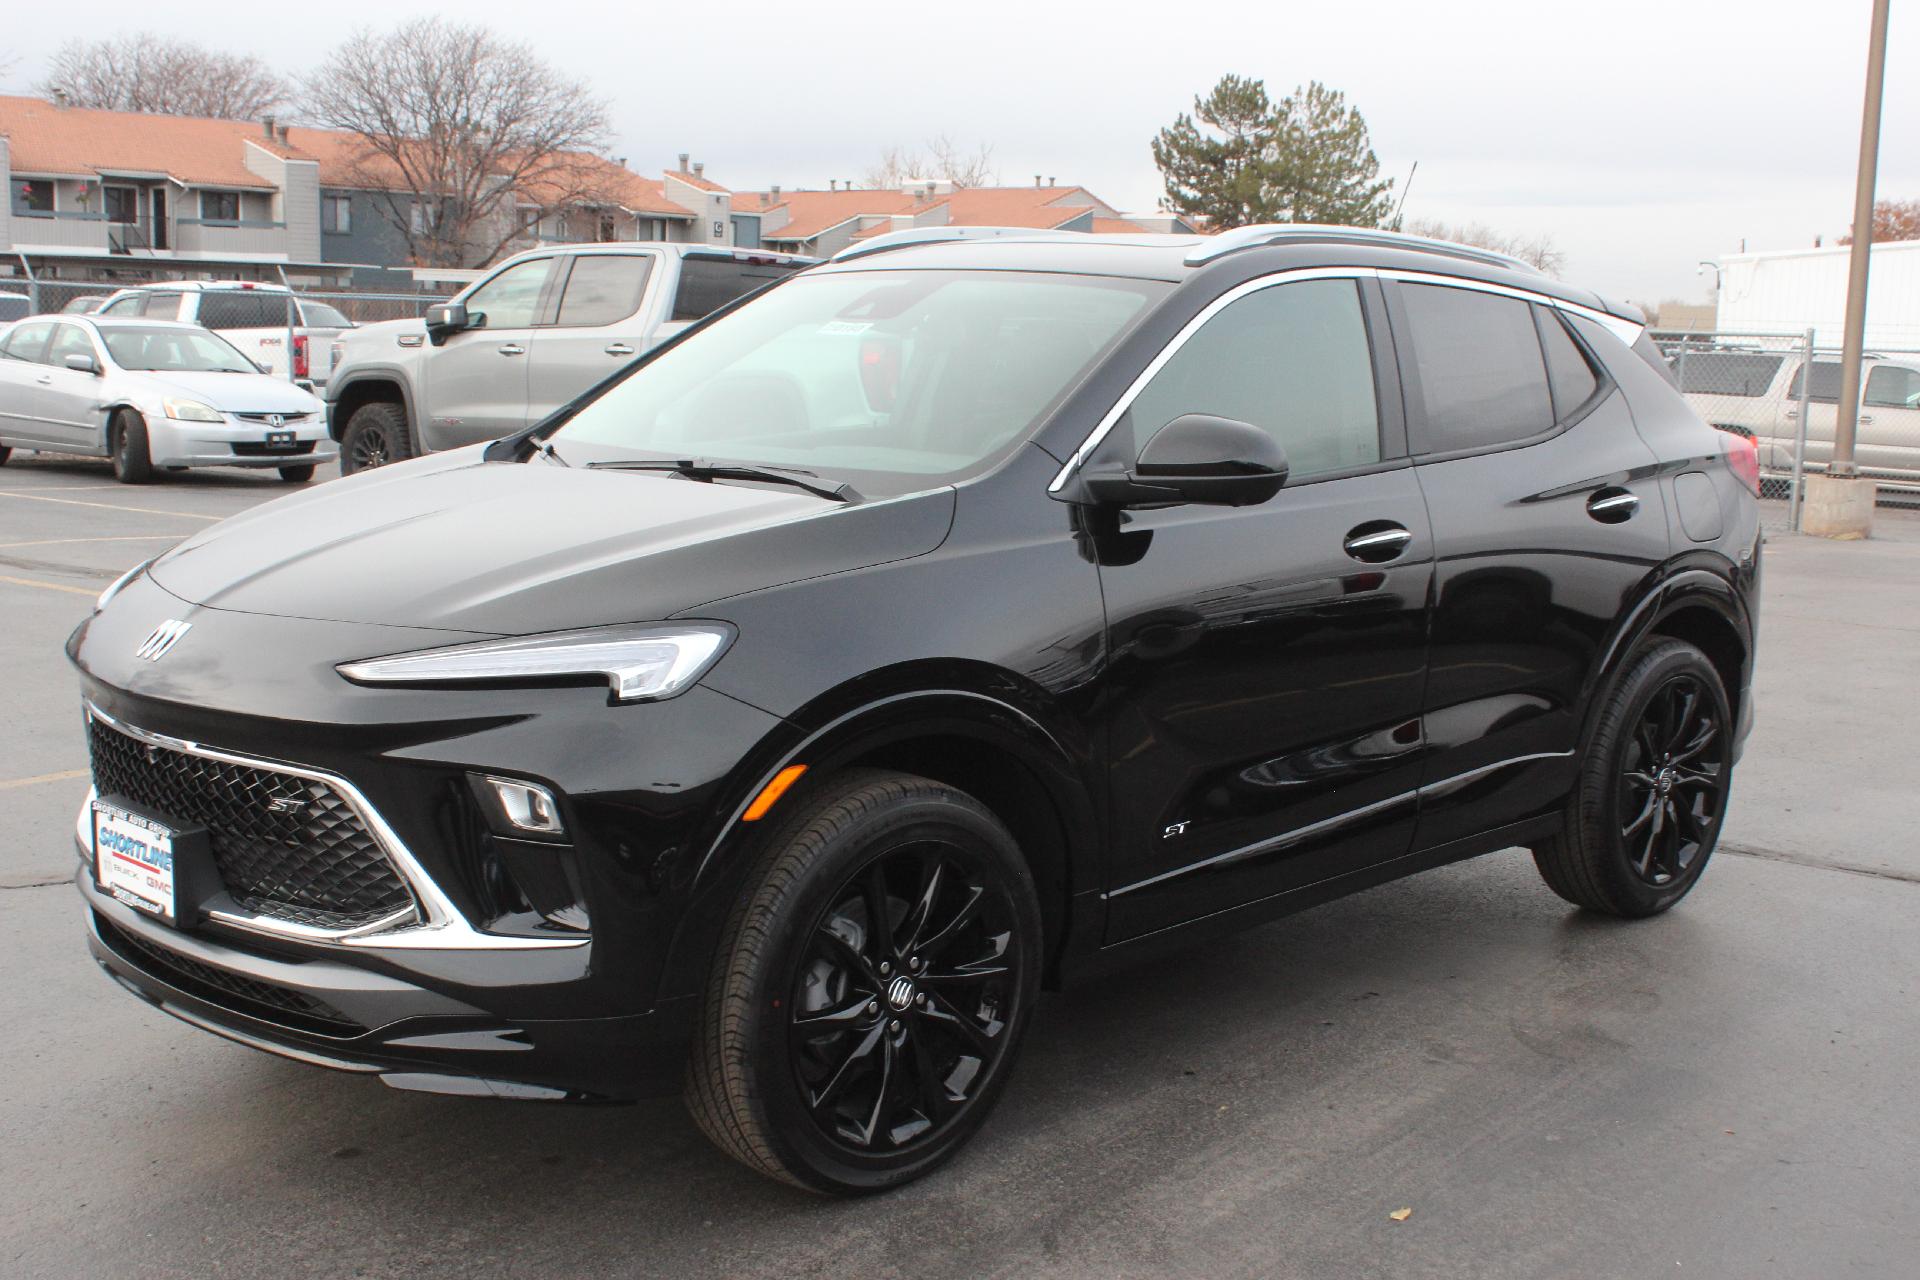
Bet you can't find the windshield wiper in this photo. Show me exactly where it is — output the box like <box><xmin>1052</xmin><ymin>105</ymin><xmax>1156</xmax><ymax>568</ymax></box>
<box><xmin>585</xmin><ymin>458</ymin><xmax>860</xmax><ymax>503</ymax></box>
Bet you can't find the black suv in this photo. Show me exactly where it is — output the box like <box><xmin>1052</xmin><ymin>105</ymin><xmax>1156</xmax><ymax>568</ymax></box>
<box><xmin>71</xmin><ymin>226</ymin><xmax>1759</xmax><ymax>1193</ymax></box>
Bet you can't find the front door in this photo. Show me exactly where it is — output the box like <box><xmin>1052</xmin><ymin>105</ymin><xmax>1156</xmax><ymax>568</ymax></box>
<box><xmin>524</xmin><ymin>252</ymin><xmax>656</xmax><ymax>421</ymax></box>
<box><xmin>421</xmin><ymin>255</ymin><xmax>555</xmax><ymax>449</ymax></box>
<box><xmin>1858</xmin><ymin>362</ymin><xmax>1920</xmax><ymax>480</ymax></box>
<box><xmin>37</xmin><ymin>323</ymin><xmax>109</xmax><ymax>451</ymax></box>
<box><xmin>1092</xmin><ymin>275</ymin><xmax>1434</xmax><ymax>940</ymax></box>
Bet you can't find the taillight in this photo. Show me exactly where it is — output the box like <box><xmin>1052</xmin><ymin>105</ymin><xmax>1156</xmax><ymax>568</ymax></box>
<box><xmin>292</xmin><ymin>334</ymin><xmax>309</xmax><ymax>379</ymax></box>
<box><xmin>858</xmin><ymin>336</ymin><xmax>901</xmax><ymax>412</ymax></box>
<box><xmin>1721</xmin><ymin>428</ymin><xmax>1760</xmax><ymax>494</ymax></box>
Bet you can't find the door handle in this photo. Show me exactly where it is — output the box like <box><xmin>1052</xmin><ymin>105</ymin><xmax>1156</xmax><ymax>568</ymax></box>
<box><xmin>1859</xmin><ymin>414</ymin><xmax>1874</xmax><ymax>425</ymax></box>
<box><xmin>1342</xmin><ymin>523</ymin><xmax>1413</xmax><ymax>563</ymax></box>
<box><xmin>1587</xmin><ymin>488</ymin><xmax>1639</xmax><ymax>523</ymax></box>
<box><xmin>35</xmin><ymin>375</ymin><xmax>53</xmax><ymax>385</ymax></box>
<box><xmin>497</xmin><ymin>343</ymin><xmax>526</xmax><ymax>356</ymax></box>
<box><xmin>604</xmin><ymin>343</ymin><xmax>635</xmax><ymax>357</ymax></box>
<box><xmin>1784</xmin><ymin>408</ymin><xmax>1799</xmax><ymax>419</ymax></box>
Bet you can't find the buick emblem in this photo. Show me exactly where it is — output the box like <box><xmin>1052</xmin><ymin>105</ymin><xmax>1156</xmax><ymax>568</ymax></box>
<box><xmin>886</xmin><ymin>975</ymin><xmax>917</xmax><ymax>1010</ymax></box>
<box><xmin>134</xmin><ymin>619</ymin><xmax>191</xmax><ymax>662</ymax></box>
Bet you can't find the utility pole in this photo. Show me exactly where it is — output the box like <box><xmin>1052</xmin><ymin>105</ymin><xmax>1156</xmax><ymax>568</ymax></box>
<box><xmin>1833</xmin><ymin>0</ymin><xmax>1891</xmax><ymax>474</ymax></box>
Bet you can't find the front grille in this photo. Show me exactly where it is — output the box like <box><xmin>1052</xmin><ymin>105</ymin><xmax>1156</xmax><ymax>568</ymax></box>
<box><xmin>96</xmin><ymin>914</ymin><xmax>365</xmax><ymax>1037</ymax></box>
<box><xmin>87</xmin><ymin>716</ymin><xmax>417</xmax><ymax>932</ymax></box>
<box><xmin>232</xmin><ymin>412</ymin><xmax>318</xmax><ymax>424</ymax></box>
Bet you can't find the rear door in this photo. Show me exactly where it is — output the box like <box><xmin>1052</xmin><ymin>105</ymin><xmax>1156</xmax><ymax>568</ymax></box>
<box><xmin>1383</xmin><ymin>276</ymin><xmax>1670</xmax><ymax>851</ymax></box>
<box><xmin>523</xmin><ymin>251</ymin><xmax>657</xmax><ymax>421</ymax></box>
<box><xmin>419</xmin><ymin>254</ymin><xmax>556</xmax><ymax>449</ymax></box>
<box><xmin>0</xmin><ymin>320</ymin><xmax>57</xmax><ymax>444</ymax></box>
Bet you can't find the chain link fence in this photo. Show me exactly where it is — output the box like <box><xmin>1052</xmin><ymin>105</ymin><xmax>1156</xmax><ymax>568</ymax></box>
<box><xmin>11</xmin><ymin>277</ymin><xmax>447</xmax><ymax>327</ymax></box>
<box><xmin>1655</xmin><ymin>329</ymin><xmax>1920</xmax><ymax>532</ymax></box>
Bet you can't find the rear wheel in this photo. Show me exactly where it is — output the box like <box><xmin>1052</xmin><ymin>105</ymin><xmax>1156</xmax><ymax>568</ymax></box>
<box><xmin>277</xmin><ymin>464</ymin><xmax>316</xmax><ymax>484</ymax></box>
<box><xmin>0</xmin><ymin>444</ymin><xmax>11</xmax><ymax>465</ymax></box>
<box><xmin>340</xmin><ymin>402</ymin><xmax>413</xmax><ymax>475</ymax></box>
<box><xmin>1533</xmin><ymin>639</ymin><xmax>1733</xmax><ymax>917</ymax></box>
<box><xmin>686</xmin><ymin>769</ymin><xmax>1041</xmax><ymax>1194</ymax></box>
<box><xmin>110</xmin><ymin>411</ymin><xmax>153</xmax><ymax>484</ymax></box>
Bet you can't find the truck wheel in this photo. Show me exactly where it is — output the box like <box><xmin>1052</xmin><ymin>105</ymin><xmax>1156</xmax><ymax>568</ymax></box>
<box><xmin>277</xmin><ymin>464</ymin><xmax>316</xmax><ymax>484</ymax></box>
<box><xmin>686</xmin><ymin>769</ymin><xmax>1042</xmax><ymax>1194</ymax></box>
<box><xmin>0</xmin><ymin>444</ymin><xmax>12</xmax><ymax>466</ymax></box>
<box><xmin>110</xmin><ymin>411</ymin><xmax>154</xmax><ymax>484</ymax></box>
<box><xmin>340</xmin><ymin>402</ymin><xmax>414</xmax><ymax>475</ymax></box>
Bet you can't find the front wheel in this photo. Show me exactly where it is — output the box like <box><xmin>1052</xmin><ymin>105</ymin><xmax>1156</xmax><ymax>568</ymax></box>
<box><xmin>686</xmin><ymin>769</ymin><xmax>1042</xmax><ymax>1194</ymax></box>
<box><xmin>110</xmin><ymin>411</ymin><xmax>153</xmax><ymax>484</ymax></box>
<box><xmin>0</xmin><ymin>444</ymin><xmax>11</xmax><ymax>466</ymax></box>
<box><xmin>339</xmin><ymin>402</ymin><xmax>414</xmax><ymax>475</ymax></box>
<box><xmin>277</xmin><ymin>464</ymin><xmax>316</xmax><ymax>484</ymax></box>
<box><xmin>1533</xmin><ymin>639</ymin><xmax>1734</xmax><ymax>917</ymax></box>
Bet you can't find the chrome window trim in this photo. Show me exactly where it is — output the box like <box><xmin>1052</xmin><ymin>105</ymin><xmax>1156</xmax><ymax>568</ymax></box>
<box><xmin>1047</xmin><ymin>266</ymin><xmax>1373</xmax><ymax>493</ymax></box>
<box><xmin>1376</xmin><ymin>268</ymin><xmax>1647</xmax><ymax>348</ymax></box>
<box><xmin>81</xmin><ymin>704</ymin><xmax>585</xmax><ymax>952</ymax></box>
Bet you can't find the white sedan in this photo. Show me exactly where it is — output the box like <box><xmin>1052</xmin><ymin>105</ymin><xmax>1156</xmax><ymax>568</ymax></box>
<box><xmin>0</xmin><ymin>316</ymin><xmax>336</xmax><ymax>483</ymax></box>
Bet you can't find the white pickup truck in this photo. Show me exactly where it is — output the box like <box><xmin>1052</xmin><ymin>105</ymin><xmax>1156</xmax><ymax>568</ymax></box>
<box><xmin>324</xmin><ymin>242</ymin><xmax>814</xmax><ymax>473</ymax></box>
<box><xmin>96</xmin><ymin>281</ymin><xmax>351</xmax><ymax>390</ymax></box>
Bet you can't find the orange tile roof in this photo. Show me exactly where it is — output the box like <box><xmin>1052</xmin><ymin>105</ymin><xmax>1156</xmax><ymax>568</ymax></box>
<box><xmin>0</xmin><ymin>94</ymin><xmax>306</xmax><ymax>189</ymax></box>
<box><xmin>927</xmin><ymin>186</ymin><xmax>1109</xmax><ymax>229</ymax></box>
<box><xmin>1090</xmin><ymin>217</ymin><xmax>1152</xmax><ymax>233</ymax></box>
<box><xmin>666</xmin><ymin>169</ymin><xmax>727</xmax><ymax>193</ymax></box>
<box><xmin>739</xmin><ymin>188</ymin><xmax>926</xmax><ymax>241</ymax></box>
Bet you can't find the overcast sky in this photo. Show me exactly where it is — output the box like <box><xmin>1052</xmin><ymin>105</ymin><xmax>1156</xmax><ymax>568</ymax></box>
<box><xmin>5</xmin><ymin>0</ymin><xmax>1912</xmax><ymax>302</ymax></box>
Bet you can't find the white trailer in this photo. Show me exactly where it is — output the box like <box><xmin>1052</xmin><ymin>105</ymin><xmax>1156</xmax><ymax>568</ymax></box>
<box><xmin>1715</xmin><ymin>240</ymin><xmax>1920</xmax><ymax>350</ymax></box>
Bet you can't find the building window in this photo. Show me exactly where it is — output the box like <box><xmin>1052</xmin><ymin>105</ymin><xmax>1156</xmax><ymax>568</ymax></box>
<box><xmin>104</xmin><ymin>187</ymin><xmax>138</xmax><ymax>225</ymax></box>
<box><xmin>11</xmin><ymin>179</ymin><xmax>54</xmax><ymax>215</ymax></box>
<box><xmin>322</xmin><ymin>196</ymin><xmax>352</xmax><ymax>235</ymax></box>
<box><xmin>200</xmin><ymin>191</ymin><xmax>241</xmax><ymax>222</ymax></box>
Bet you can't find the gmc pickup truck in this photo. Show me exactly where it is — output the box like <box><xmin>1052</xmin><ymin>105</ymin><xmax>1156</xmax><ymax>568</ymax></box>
<box><xmin>325</xmin><ymin>243</ymin><xmax>813</xmax><ymax>472</ymax></box>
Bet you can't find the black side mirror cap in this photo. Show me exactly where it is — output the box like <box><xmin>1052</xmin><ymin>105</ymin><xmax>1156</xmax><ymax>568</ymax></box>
<box><xmin>424</xmin><ymin>301</ymin><xmax>470</xmax><ymax>345</ymax></box>
<box><xmin>1086</xmin><ymin>414</ymin><xmax>1288</xmax><ymax>508</ymax></box>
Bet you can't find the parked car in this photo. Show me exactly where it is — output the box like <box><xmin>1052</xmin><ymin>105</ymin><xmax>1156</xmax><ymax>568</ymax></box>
<box><xmin>0</xmin><ymin>316</ymin><xmax>332</xmax><ymax>482</ymax></box>
<box><xmin>325</xmin><ymin>242</ymin><xmax>813</xmax><ymax>473</ymax></box>
<box><xmin>71</xmin><ymin>226</ymin><xmax>1758</xmax><ymax>1193</ymax></box>
<box><xmin>1675</xmin><ymin>347</ymin><xmax>1920</xmax><ymax>492</ymax></box>
<box><xmin>61</xmin><ymin>295</ymin><xmax>111</xmax><ymax>315</ymax></box>
<box><xmin>95</xmin><ymin>281</ymin><xmax>351</xmax><ymax>390</ymax></box>
<box><xmin>0</xmin><ymin>292</ymin><xmax>32</xmax><ymax>323</ymax></box>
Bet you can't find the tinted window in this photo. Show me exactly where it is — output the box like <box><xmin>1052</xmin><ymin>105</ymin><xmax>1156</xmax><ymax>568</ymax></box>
<box><xmin>463</xmin><ymin>258</ymin><xmax>553</xmax><ymax>330</ymax></box>
<box><xmin>142</xmin><ymin>293</ymin><xmax>184</xmax><ymax>319</ymax></box>
<box><xmin>1674</xmin><ymin>351</ymin><xmax>1784</xmax><ymax>397</ymax></box>
<box><xmin>299</xmin><ymin>301</ymin><xmax>353</xmax><ymax>329</ymax></box>
<box><xmin>1400</xmin><ymin>284</ymin><xmax>1552</xmax><ymax>451</ymax></box>
<box><xmin>670</xmin><ymin>257</ymin><xmax>800</xmax><ymax>323</ymax></box>
<box><xmin>196</xmin><ymin>291</ymin><xmax>290</xmax><ymax>330</ymax></box>
<box><xmin>1786</xmin><ymin>361</ymin><xmax>1844</xmax><ymax>404</ymax></box>
<box><xmin>99</xmin><ymin>294</ymin><xmax>145</xmax><ymax>317</ymax></box>
<box><xmin>0</xmin><ymin>320</ymin><xmax>53</xmax><ymax>362</ymax></box>
<box><xmin>1537</xmin><ymin>308</ymin><xmax>1600</xmax><ymax>418</ymax></box>
<box><xmin>556</xmin><ymin>255</ymin><xmax>653</xmax><ymax>327</ymax></box>
<box><xmin>1864</xmin><ymin>365</ymin><xmax>1920</xmax><ymax>409</ymax></box>
<box><xmin>1126</xmin><ymin>279</ymin><xmax>1381</xmax><ymax>479</ymax></box>
<box><xmin>0</xmin><ymin>295</ymin><xmax>31</xmax><ymax>322</ymax></box>
<box><xmin>200</xmin><ymin>191</ymin><xmax>240</xmax><ymax>222</ymax></box>
<box><xmin>45</xmin><ymin>324</ymin><xmax>96</xmax><ymax>367</ymax></box>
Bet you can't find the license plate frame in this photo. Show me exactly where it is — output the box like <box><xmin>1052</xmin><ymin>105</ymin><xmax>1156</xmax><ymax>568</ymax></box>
<box><xmin>265</xmin><ymin>430</ymin><xmax>295</xmax><ymax>449</ymax></box>
<box><xmin>93</xmin><ymin>801</ymin><xmax>177</xmax><ymax>924</ymax></box>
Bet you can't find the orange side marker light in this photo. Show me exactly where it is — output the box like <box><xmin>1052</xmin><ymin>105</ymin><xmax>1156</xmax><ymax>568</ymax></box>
<box><xmin>743</xmin><ymin>764</ymin><xmax>808</xmax><ymax>822</ymax></box>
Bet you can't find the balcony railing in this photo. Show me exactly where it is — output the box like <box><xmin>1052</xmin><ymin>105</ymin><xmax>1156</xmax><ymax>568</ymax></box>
<box><xmin>10</xmin><ymin>209</ymin><xmax>110</xmax><ymax>250</ymax></box>
<box><xmin>173</xmin><ymin>218</ymin><xmax>289</xmax><ymax>257</ymax></box>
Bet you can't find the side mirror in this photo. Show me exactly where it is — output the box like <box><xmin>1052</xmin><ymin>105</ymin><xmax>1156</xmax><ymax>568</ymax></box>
<box><xmin>424</xmin><ymin>301</ymin><xmax>471</xmax><ymax>345</ymax></box>
<box><xmin>64</xmin><ymin>352</ymin><xmax>101</xmax><ymax>375</ymax></box>
<box><xmin>1086</xmin><ymin>414</ymin><xmax>1289</xmax><ymax>508</ymax></box>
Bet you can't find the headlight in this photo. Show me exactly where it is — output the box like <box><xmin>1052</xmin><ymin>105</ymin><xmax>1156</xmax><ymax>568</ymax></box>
<box><xmin>163</xmin><ymin>397</ymin><xmax>224</xmax><ymax>422</ymax></box>
<box><xmin>95</xmin><ymin>557</ymin><xmax>156</xmax><ymax>612</ymax></box>
<box><xmin>336</xmin><ymin>623</ymin><xmax>734</xmax><ymax>701</ymax></box>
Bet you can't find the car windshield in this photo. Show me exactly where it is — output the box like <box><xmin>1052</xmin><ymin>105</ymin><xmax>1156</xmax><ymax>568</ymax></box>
<box><xmin>552</xmin><ymin>269</ymin><xmax>1167</xmax><ymax>492</ymax></box>
<box><xmin>101</xmin><ymin>326</ymin><xmax>258</xmax><ymax>374</ymax></box>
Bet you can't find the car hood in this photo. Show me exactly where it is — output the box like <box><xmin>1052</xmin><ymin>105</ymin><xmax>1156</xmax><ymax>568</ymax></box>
<box><xmin>146</xmin><ymin>448</ymin><xmax>956</xmax><ymax>633</ymax></box>
<box><xmin>130</xmin><ymin>369</ymin><xmax>324</xmax><ymax>413</ymax></box>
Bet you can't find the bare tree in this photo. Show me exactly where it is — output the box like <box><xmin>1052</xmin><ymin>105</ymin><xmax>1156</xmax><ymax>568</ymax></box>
<box><xmin>863</xmin><ymin>136</ymin><xmax>997</xmax><ymax>190</ymax></box>
<box><xmin>37</xmin><ymin>35</ymin><xmax>287</xmax><ymax>119</ymax></box>
<box><xmin>1403</xmin><ymin>217</ymin><xmax>1566</xmax><ymax>276</ymax></box>
<box><xmin>304</xmin><ymin>18</ymin><xmax>613</xmax><ymax>268</ymax></box>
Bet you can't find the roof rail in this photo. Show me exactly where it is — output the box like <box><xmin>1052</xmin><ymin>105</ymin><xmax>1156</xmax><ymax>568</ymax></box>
<box><xmin>830</xmin><ymin>225</ymin><xmax>1081</xmax><ymax>263</ymax></box>
<box><xmin>1185</xmin><ymin>224</ymin><xmax>1539</xmax><ymax>274</ymax></box>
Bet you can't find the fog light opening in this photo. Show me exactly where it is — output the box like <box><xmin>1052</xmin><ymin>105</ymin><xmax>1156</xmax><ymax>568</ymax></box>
<box><xmin>483</xmin><ymin>776</ymin><xmax>566</xmax><ymax>837</ymax></box>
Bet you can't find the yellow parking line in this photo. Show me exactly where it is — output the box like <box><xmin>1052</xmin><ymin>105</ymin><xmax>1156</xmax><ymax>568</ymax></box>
<box><xmin>0</xmin><ymin>535</ymin><xmax>180</xmax><ymax>550</ymax></box>
<box><xmin>0</xmin><ymin>769</ymin><xmax>89</xmax><ymax>791</ymax></box>
<box><xmin>0</xmin><ymin>492</ymin><xmax>221</xmax><ymax>521</ymax></box>
<box><xmin>0</xmin><ymin>574</ymin><xmax>98</xmax><ymax>597</ymax></box>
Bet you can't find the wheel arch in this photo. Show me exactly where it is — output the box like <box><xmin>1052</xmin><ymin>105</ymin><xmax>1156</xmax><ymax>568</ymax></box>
<box><xmin>327</xmin><ymin>370</ymin><xmax>414</xmax><ymax>445</ymax></box>
<box><xmin>1585</xmin><ymin>563</ymin><xmax>1754</xmax><ymax>756</ymax></box>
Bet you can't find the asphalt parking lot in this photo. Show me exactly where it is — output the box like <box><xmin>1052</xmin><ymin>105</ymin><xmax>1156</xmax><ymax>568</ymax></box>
<box><xmin>4</xmin><ymin>452</ymin><xmax>1918</xmax><ymax>1279</ymax></box>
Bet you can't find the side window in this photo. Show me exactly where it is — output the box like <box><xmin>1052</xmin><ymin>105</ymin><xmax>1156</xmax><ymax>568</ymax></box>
<box><xmin>1398</xmin><ymin>284</ymin><xmax>1553</xmax><ymax>452</ymax></box>
<box><xmin>1536</xmin><ymin>307</ymin><xmax>1601</xmax><ymax>420</ymax></box>
<box><xmin>462</xmin><ymin>258</ymin><xmax>553</xmax><ymax>330</ymax></box>
<box><xmin>1125</xmin><ymin>278</ymin><xmax>1382</xmax><ymax>480</ymax></box>
<box><xmin>1785</xmin><ymin>361</ymin><xmax>1843</xmax><ymax>404</ymax></box>
<box><xmin>670</xmin><ymin>257</ymin><xmax>799</xmax><ymax>323</ymax></box>
<box><xmin>142</xmin><ymin>292</ymin><xmax>184</xmax><ymax>319</ymax></box>
<box><xmin>45</xmin><ymin>324</ymin><xmax>96</xmax><ymax>367</ymax></box>
<box><xmin>554</xmin><ymin>255</ymin><xmax>654</xmax><ymax>328</ymax></box>
<box><xmin>1864</xmin><ymin>365</ymin><xmax>1920</xmax><ymax>409</ymax></box>
<box><xmin>0</xmin><ymin>321</ymin><xmax>54</xmax><ymax>362</ymax></box>
<box><xmin>100</xmin><ymin>294</ymin><xmax>145</xmax><ymax>317</ymax></box>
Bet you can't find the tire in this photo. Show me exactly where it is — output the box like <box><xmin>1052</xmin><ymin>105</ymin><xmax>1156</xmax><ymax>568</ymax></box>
<box><xmin>277</xmin><ymin>464</ymin><xmax>316</xmax><ymax>484</ymax></box>
<box><xmin>1533</xmin><ymin>639</ymin><xmax>1734</xmax><ymax>917</ymax></box>
<box><xmin>0</xmin><ymin>444</ymin><xmax>11</xmax><ymax>466</ymax></box>
<box><xmin>686</xmin><ymin>768</ymin><xmax>1043</xmax><ymax>1194</ymax></box>
<box><xmin>339</xmin><ymin>402</ymin><xmax>414</xmax><ymax>475</ymax></box>
<box><xmin>110</xmin><ymin>411</ymin><xmax>153</xmax><ymax>484</ymax></box>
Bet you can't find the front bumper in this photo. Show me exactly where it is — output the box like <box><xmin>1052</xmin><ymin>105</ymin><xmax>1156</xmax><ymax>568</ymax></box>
<box><xmin>145</xmin><ymin>413</ymin><xmax>338</xmax><ymax>470</ymax></box>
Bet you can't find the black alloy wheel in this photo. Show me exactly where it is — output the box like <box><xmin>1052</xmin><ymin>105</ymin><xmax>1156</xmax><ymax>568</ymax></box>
<box><xmin>686</xmin><ymin>769</ymin><xmax>1041</xmax><ymax>1194</ymax></box>
<box><xmin>1533</xmin><ymin>638</ymin><xmax>1733</xmax><ymax>917</ymax></box>
<box><xmin>340</xmin><ymin>402</ymin><xmax>412</xmax><ymax>475</ymax></box>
